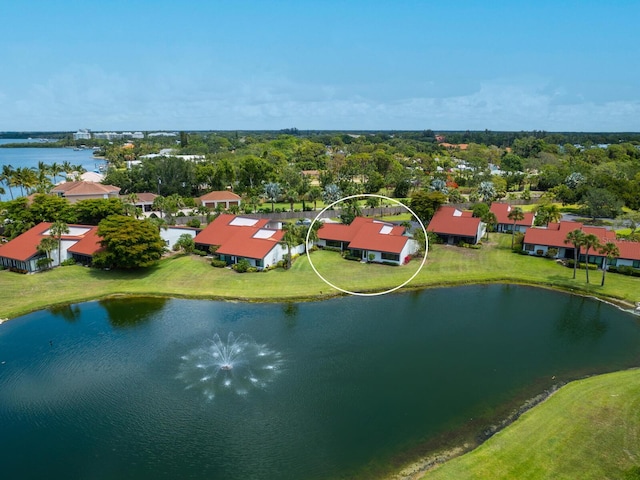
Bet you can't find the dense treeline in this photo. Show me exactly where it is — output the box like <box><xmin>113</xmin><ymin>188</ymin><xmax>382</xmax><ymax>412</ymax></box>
<box><xmin>2</xmin><ymin>130</ymin><xmax>640</xmax><ymax>242</ymax></box>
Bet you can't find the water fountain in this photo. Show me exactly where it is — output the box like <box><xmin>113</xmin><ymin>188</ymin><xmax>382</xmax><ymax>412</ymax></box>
<box><xmin>177</xmin><ymin>332</ymin><xmax>284</xmax><ymax>400</ymax></box>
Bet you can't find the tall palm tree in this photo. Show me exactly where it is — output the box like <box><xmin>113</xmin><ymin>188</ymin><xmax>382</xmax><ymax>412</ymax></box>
<box><xmin>37</xmin><ymin>236</ymin><xmax>58</xmax><ymax>270</ymax></box>
<box><xmin>507</xmin><ymin>207</ymin><xmax>525</xmax><ymax>248</ymax></box>
<box><xmin>481</xmin><ymin>211</ymin><xmax>497</xmax><ymax>240</ymax></box>
<box><xmin>50</xmin><ymin>162</ymin><xmax>63</xmax><ymax>184</ymax></box>
<box><xmin>581</xmin><ymin>233</ymin><xmax>601</xmax><ymax>284</ymax></box>
<box><xmin>564</xmin><ymin>229</ymin><xmax>585</xmax><ymax>280</ymax></box>
<box><xmin>307</xmin><ymin>186</ymin><xmax>322</xmax><ymax>211</ymax></box>
<box><xmin>598</xmin><ymin>242</ymin><xmax>620</xmax><ymax>287</ymax></box>
<box><xmin>49</xmin><ymin>221</ymin><xmax>70</xmax><ymax>266</ymax></box>
<box><xmin>0</xmin><ymin>164</ymin><xmax>16</xmax><ymax>200</ymax></box>
<box><xmin>280</xmin><ymin>222</ymin><xmax>301</xmax><ymax>269</ymax></box>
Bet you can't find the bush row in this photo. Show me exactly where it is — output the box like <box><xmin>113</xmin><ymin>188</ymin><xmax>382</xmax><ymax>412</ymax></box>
<box><xmin>607</xmin><ymin>265</ymin><xmax>640</xmax><ymax>277</ymax></box>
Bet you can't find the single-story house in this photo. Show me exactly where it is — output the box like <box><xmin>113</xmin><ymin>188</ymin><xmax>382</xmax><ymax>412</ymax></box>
<box><xmin>197</xmin><ymin>191</ymin><xmax>241</xmax><ymax>210</ymax></box>
<box><xmin>161</xmin><ymin>226</ymin><xmax>201</xmax><ymax>250</ymax></box>
<box><xmin>51</xmin><ymin>181</ymin><xmax>121</xmax><ymax>203</ymax></box>
<box><xmin>317</xmin><ymin>217</ymin><xmax>419</xmax><ymax>265</ymax></box>
<box><xmin>523</xmin><ymin>221</ymin><xmax>640</xmax><ymax>267</ymax></box>
<box><xmin>521</xmin><ymin>221</ymin><xmax>640</xmax><ymax>268</ymax></box>
<box><xmin>522</xmin><ymin>221</ymin><xmax>616</xmax><ymax>260</ymax></box>
<box><xmin>490</xmin><ymin>203</ymin><xmax>536</xmax><ymax>233</ymax></box>
<box><xmin>0</xmin><ymin>222</ymin><xmax>103</xmax><ymax>273</ymax></box>
<box><xmin>427</xmin><ymin>206</ymin><xmax>486</xmax><ymax>245</ymax></box>
<box><xmin>194</xmin><ymin>214</ymin><xmax>300</xmax><ymax>269</ymax></box>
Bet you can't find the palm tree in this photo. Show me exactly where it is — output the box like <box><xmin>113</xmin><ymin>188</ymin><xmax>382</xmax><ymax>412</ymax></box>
<box><xmin>0</xmin><ymin>164</ymin><xmax>16</xmax><ymax>200</ymax></box>
<box><xmin>564</xmin><ymin>229</ymin><xmax>585</xmax><ymax>280</ymax></box>
<box><xmin>49</xmin><ymin>221</ymin><xmax>70</xmax><ymax>266</ymax></box>
<box><xmin>481</xmin><ymin>211</ymin><xmax>497</xmax><ymax>240</ymax></box>
<box><xmin>307</xmin><ymin>186</ymin><xmax>322</xmax><ymax>211</ymax></box>
<box><xmin>280</xmin><ymin>222</ymin><xmax>301</xmax><ymax>269</ymax></box>
<box><xmin>50</xmin><ymin>162</ymin><xmax>63</xmax><ymax>184</ymax></box>
<box><xmin>581</xmin><ymin>233</ymin><xmax>601</xmax><ymax>284</ymax></box>
<box><xmin>263</xmin><ymin>182</ymin><xmax>282</xmax><ymax>212</ymax></box>
<box><xmin>598</xmin><ymin>242</ymin><xmax>620</xmax><ymax>287</ymax></box>
<box><xmin>37</xmin><ymin>236</ymin><xmax>58</xmax><ymax>270</ymax></box>
<box><xmin>507</xmin><ymin>207</ymin><xmax>525</xmax><ymax>248</ymax></box>
<box><xmin>284</xmin><ymin>188</ymin><xmax>298</xmax><ymax>212</ymax></box>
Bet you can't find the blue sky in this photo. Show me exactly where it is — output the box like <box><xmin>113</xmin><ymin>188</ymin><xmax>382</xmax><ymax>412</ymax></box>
<box><xmin>1</xmin><ymin>0</ymin><xmax>639</xmax><ymax>132</ymax></box>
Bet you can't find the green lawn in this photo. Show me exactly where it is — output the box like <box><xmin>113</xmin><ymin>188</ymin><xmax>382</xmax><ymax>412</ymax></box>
<box><xmin>1</xmin><ymin>233</ymin><xmax>638</xmax><ymax>320</ymax></box>
<box><xmin>421</xmin><ymin>368</ymin><xmax>640</xmax><ymax>480</ymax></box>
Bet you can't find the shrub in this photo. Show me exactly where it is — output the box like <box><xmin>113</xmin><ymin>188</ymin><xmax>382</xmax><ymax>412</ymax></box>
<box><xmin>322</xmin><ymin>246</ymin><xmax>342</xmax><ymax>252</ymax></box>
<box><xmin>344</xmin><ymin>254</ymin><xmax>361</xmax><ymax>261</ymax></box>
<box><xmin>233</xmin><ymin>259</ymin><xmax>251</xmax><ymax>273</ymax></box>
<box><xmin>545</xmin><ymin>248</ymin><xmax>558</xmax><ymax>258</ymax></box>
<box><xmin>211</xmin><ymin>259</ymin><xmax>227</xmax><ymax>268</ymax></box>
<box><xmin>381</xmin><ymin>261</ymin><xmax>399</xmax><ymax>266</ymax></box>
<box><xmin>186</xmin><ymin>218</ymin><xmax>201</xmax><ymax>228</ymax></box>
<box><xmin>192</xmin><ymin>249</ymin><xmax>207</xmax><ymax>256</ymax></box>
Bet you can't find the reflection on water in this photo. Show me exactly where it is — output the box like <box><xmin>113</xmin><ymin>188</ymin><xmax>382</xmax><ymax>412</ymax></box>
<box><xmin>1</xmin><ymin>285</ymin><xmax>639</xmax><ymax>480</ymax></box>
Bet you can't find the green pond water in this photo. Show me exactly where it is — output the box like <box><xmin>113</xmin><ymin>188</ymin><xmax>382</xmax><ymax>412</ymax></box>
<box><xmin>0</xmin><ymin>285</ymin><xmax>639</xmax><ymax>479</ymax></box>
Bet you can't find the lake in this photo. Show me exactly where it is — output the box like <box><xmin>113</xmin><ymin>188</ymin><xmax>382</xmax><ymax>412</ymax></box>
<box><xmin>0</xmin><ymin>285</ymin><xmax>639</xmax><ymax>479</ymax></box>
<box><xmin>0</xmin><ymin>139</ymin><xmax>105</xmax><ymax>201</ymax></box>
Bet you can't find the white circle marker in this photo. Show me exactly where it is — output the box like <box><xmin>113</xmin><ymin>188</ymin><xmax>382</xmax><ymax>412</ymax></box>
<box><xmin>305</xmin><ymin>194</ymin><xmax>428</xmax><ymax>297</ymax></box>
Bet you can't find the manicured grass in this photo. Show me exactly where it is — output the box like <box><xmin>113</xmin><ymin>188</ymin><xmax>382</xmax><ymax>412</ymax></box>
<box><xmin>1</xmin><ymin>233</ymin><xmax>639</xmax><ymax>319</ymax></box>
<box><xmin>421</xmin><ymin>368</ymin><xmax>640</xmax><ymax>480</ymax></box>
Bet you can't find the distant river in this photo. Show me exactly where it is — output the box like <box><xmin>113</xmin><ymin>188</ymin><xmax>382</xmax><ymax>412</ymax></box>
<box><xmin>1</xmin><ymin>285</ymin><xmax>639</xmax><ymax>480</ymax></box>
<box><xmin>0</xmin><ymin>139</ymin><xmax>106</xmax><ymax>201</ymax></box>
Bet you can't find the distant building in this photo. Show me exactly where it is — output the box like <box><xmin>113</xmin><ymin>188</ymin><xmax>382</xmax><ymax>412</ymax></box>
<box><xmin>197</xmin><ymin>191</ymin><xmax>241</xmax><ymax>210</ymax></box>
<box><xmin>51</xmin><ymin>181</ymin><xmax>121</xmax><ymax>204</ymax></box>
<box><xmin>73</xmin><ymin>129</ymin><xmax>92</xmax><ymax>140</ymax></box>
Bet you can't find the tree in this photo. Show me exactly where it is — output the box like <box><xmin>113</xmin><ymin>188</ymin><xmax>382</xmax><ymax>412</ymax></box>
<box><xmin>507</xmin><ymin>207</ymin><xmax>525</xmax><ymax>248</ymax></box>
<box><xmin>307</xmin><ymin>186</ymin><xmax>322</xmax><ymax>210</ymax></box>
<box><xmin>471</xmin><ymin>203</ymin><xmax>490</xmax><ymax>219</ymax></box>
<box><xmin>37</xmin><ymin>236</ymin><xmax>58</xmax><ymax>270</ymax></box>
<box><xmin>322</xmin><ymin>183</ymin><xmax>342</xmax><ymax>205</ymax></box>
<box><xmin>564</xmin><ymin>229</ymin><xmax>585</xmax><ymax>280</ymax></box>
<box><xmin>616</xmin><ymin>211</ymin><xmax>640</xmax><ymax>235</ymax></box>
<box><xmin>0</xmin><ymin>164</ymin><xmax>16</xmax><ymax>200</ymax></box>
<box><xmin>481</xmin><ymin>211</ymin><xmax>497</xmax><ymax>239</ymax></box>
<box><xmin>581</xmin><ymin>233</ymin><xmax>601</xmax><ymax>284</ymax></box>
<box><xmin>174</xmin><ymin>233</ymin><xmax>195</xmax><ymax>254</ymax></box>
<box><xmin>94</xmin><ymin>215</ymin><xmax>166</xmax><ymax>269</ymax></box>
<box><xmin>477</xmin><ymin>181</ymin><xmax>496</xmax><ymax>203</ymax></box>
<box><xmin>49</xmin><ymin>221</ymin><xmax>70</xmax><ymax>266</ymax></box>
<box><xmin>535</xmin><ymin>203</ymin><xmax>562</xmax><ymax>226</ymax></box>
<box><xmin>280</xmin><ymin>222</ymin><xmax>301</xmax><ymax>269</ymax></box>
<box><xmin>410</xmin><ymin>190</ymin><xmax>447</xmax><ymax>225</ymax></box>
<box><xmin>581</xmin><ymin>188</ymin><xmax>622</xmax><ymax>220</ymax></box>
<box><xmin>263</xmin><ymin>182</ymin><xmax>282</xmax><ymax>212</ymax></box>
<box><xmin>598</xmin><ymin>242</ymin><xmax>620</xmax><ymax>287</ymax></box>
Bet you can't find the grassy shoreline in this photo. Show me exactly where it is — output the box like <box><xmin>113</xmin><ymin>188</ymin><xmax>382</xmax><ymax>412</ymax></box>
<box><xmin>1</xmin><ymin>233</ymin><xmax>639</xmax><ymax>320</ymax></box>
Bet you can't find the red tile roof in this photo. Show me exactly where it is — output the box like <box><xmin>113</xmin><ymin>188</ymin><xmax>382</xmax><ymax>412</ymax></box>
<box><xmin>0</xmin><ymin>222</ymin><xmax>52</xmax><ymax>261</ymax></box>
<box><xmin>615</xmin><ymin>240</ymin><xmax>640</xmax><ymax>261</ymax></box>
<box><xmin>490</xmin><ymin>203</ymin><xmax>535</xmax><ymax>227</ymax></box>
<box><xmin>51</xmin><ymin>181</ymin><xmax>120</xmax><ymax>196</ymax></box>
<box><xmin>523</xmin><ymin>221</ymin><xmax>616</xmax><ymax>249</ymax></box>
<box><xmin>198</xmin><ymin>191</ymin><xmax>241</xmax><ymax>202</ymax></box>
<box><xmin>0</xmin><ymin>223</ymin><xmax>103</xmax><ymax>262</ymax></box>
<box><xmin>130</xmin><ymin>192</ymin><xmax>157</xmax><ymax>203</ymax></box>
<box><xmin>427</xmin><ymin>206</ymin><xmax>483</xmax><ymax>237</ymax></box>
<box><xmin>318</xmin><ymin>217</ymin><xmax>409</xmax><ymax>254</ymax></box>
<box><xmin>193</xmin><ymin>214</ymin><xmax>282</xmax><ymax>260</ymax></box>
<box><xmin>67</xmin><ymin>227</ymin><xmax>103</xmax><ymax>256</ymax></box>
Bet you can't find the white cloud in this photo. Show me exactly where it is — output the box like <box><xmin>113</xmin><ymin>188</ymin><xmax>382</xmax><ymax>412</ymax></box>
<box><xmin>1</xmin><ymin>68</ymin><xmax>638</xmax><ymax>132</ymax></box>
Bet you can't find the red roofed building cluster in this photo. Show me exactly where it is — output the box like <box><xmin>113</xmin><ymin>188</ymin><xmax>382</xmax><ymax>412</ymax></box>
<box><xmin>317</xmin><ymin>217</ymin><xmax>418</xmax><ymax>265</ymax></box>
<box><xmin>490</xmin><ymin>203</ymin><xmax>536</xmax><ymax>233</ymax></box>
<box><xmin>194</xmin><ymin>214</ymin><xmax>296</xmax><ymax>269</ymax></box>
<box><xmin>523</xmin><ymin>221</ymin><xmax>640</xmax><ymax>267</ymax></box>
<box><xmin>0</xmin><ymin>222</ymin><xmax>103</xmax><ymax>273</ymax></box>
<box><xmin>427</xmin><ymin>206</ymin><xmax>486</xmax><ymax>245</ymax></box>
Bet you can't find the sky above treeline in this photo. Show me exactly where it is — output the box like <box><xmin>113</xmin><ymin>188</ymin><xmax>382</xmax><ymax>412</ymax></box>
<box><xmin>1</xmin><ymin>0</ymin><xmax>639</xmax><ymax>132</ymax></box>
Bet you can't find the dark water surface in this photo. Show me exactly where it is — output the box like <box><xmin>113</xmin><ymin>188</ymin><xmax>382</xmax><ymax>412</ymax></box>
<box><xmin>1</xmin><ymin>285</ymin><xmax>639</xmax><ymax>479</ymax></box>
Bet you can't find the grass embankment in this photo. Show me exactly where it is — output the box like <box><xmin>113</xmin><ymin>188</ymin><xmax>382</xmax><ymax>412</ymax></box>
<box><xmin>1</xmin><ymin>233</ymin><xmax>639</xmax><ymax>319</ymax></box>
<box><xmin>421</xmin><ymin>368</ymin><xmax>640</xmax><ymax>480</ymax></box>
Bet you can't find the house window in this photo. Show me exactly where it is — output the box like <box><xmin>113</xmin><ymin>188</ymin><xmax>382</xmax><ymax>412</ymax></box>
<box><xmin>326</xmin><ymin>240</ymin><xmax>342</xmax><ymax>248</ymax></box>
<box><xmin>381</xmin><ymin>252</ymin><xmax>400</xmax><ymax>262</ymax></box>
<box><xmin>524</xmin><ymin>244</ymin><xmax>534</xmax><ymax>251</ymax></box>
<box><xmin>633</xmin><ymin>260</ymin><xmax>640</xmax><ymax>268</ymax></box>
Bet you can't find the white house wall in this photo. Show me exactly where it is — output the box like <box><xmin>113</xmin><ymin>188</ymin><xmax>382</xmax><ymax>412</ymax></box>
<box><xmin>160</xmin><ymin>227</ymin><xmax>198</xmax><ymax>249</ymax></box>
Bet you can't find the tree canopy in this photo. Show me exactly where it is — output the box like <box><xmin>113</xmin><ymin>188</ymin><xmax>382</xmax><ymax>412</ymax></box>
<box><xmin>93</xmin><ymin>215</ymin><xmax>166</xmax><ymax>269</ymax></box>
